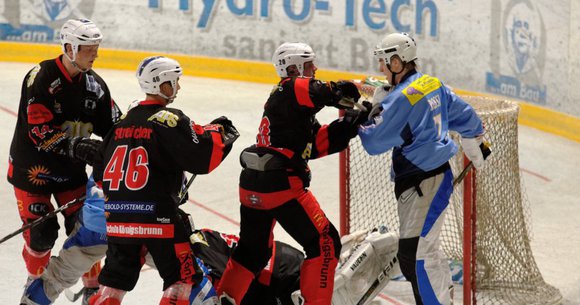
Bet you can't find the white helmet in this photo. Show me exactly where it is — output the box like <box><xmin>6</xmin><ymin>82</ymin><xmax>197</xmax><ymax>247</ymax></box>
<box><xmin>272</xmin><ymin>42</ymin><xmax>316</xmax><ymax>77</ymax></box>
<box><xmin>136</xmin><ymin>56</ymin><xmax>183</xmax><ymax>101</ymax></box>
<box><xmin>373</xmin><ymin>33</ymin><xmax>417</xmax><ymax>66</ymax></box>
<box><xmin>60</xmin><ymin>19</ymin><xmax>102</xmax><ymax>62</ymax></box>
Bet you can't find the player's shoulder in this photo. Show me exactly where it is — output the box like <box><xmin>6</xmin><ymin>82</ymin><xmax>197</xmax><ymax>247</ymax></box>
<box><xmin>25</xmin><ymin>58</ymin><xmax>58</xmax><ymax>88</ymax></box>
<box><xmin>147</xmin><ymin>106</ymin><xmax>187</xmax><ymax>128</ymax></box>
<box><xmin>399</xmin><ymin>73</ymin><xmax>443</xmax><ymax>106</ymax></box>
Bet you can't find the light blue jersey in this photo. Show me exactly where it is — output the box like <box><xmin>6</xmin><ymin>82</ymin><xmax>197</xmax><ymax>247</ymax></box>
<box><xmin>359</xmin><ymin>71</ymin><xmax>483</xmax><ymax>180</ymax></box>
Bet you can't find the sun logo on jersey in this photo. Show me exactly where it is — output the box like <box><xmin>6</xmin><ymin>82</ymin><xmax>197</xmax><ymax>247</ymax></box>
<box><xmin>27</xmin><ymin>165</ymin><xmax>51</xmax><ymax>186</ymax></box>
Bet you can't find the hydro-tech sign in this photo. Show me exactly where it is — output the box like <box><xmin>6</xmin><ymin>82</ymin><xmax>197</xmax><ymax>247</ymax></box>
<box><xmin>149</xmin><ymin>0</ymin><xmax>438</xmax><ymax>36</ymax></box>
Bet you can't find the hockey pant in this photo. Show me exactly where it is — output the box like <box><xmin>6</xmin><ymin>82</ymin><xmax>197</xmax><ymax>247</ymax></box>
<box><xmin>397</xmin><ymin>170</ymin><xmax>454</xmax><ymax>305</ymax></box>
<box><xmin>23</xmin><ymin>220</ymin><xmax>107</xmax><ymax>304</ymax></box>
<box><xmin>218</xmin><ymin>190</ymin><xmax>341</xmax><ymax>305</ymax></box>
<box><xmin>14</xmin><ymin>186</ymin><xmax>85</xmax><ymax>277</ymax></box>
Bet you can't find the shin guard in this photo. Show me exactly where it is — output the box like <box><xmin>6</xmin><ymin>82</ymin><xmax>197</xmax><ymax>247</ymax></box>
<box><xmin>216</xmin><ymin>259</ymin><xmax>254</xmax><ymax>305</ymax></box>
<box><xmin>88</xmin><ymin>286</ymin><xmax>126</xmax><ymax>305</ymax></box>
<box><xmin>22</xmin><ymin>245</ymin><xmax>50</xmax><ymax>277</ymax></box>
<box><xmin>300</xmin><ymin>256</ymin><xmax>338</xmax><ymax>305</ymax></box>
<box><xmin>160</xmin><ymin>282</ymin><xmax>191</xmax><ymax>305</ymax></box>
<box><xmin>82</xmin><ymin>261</ymin><xmax>102</xmax><ymax>288</ymax></box>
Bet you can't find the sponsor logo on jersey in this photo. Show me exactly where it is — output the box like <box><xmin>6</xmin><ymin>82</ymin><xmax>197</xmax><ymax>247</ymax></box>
<box><xmin>104</xmin><ymin>201</ymin><xmax>156</xmax><ymax>213</ymax></box>
<box><xmin>82</xmin><ymin>96</ymin><xmax>97</xmax><ymax>115</ymax></box>
<box><xmin>27</xmin><ymin>165</ymin><xmax>50</xmax><ymax>186</ymax></box>
<box><xmin>148</xmin><ymin>110</ymin><xmax>179</xmax><ymax>127</ymax></box>
<box><xmin>320</xmin><ymin>224</ymin><xmax>333</xmax><ymax>288</ymax></box>
<box><xmin>114</xmin><ymin>126</ymin><xmax>153</xmax><ymax>140</ymax></box>
<box><xmin>245</xmin><ymin>194</ymin><xmax>262</xmax><ymax>206</ymax></box>
<box><xmin>27</xmin><ymin>104</ymin><xmax>54</xmax><ymax>124</ymax></box>
<box><xmin>402</xmin><ymin>75</ymin><xmax>441</xmax><ymax>106</ymax></box>
<box><xmin>53</xmin><ymin>102</ymin><xmax>62</xmax><ymax>114</ymax></box>
<box><xmin>27</xmin><ymin>66</ymin><xmax>41</xmax><ymax>88</ymax></box>
<box><xmin>86</xmin><ymin>74</ymin><xmax>105</xmax><ymax>98</ymax></box>
<box><xmin>28</xmin><ymin>202</ymin><xmax>49</xmax><ymax>216</ymax></box>
<box><xmin>156</xmin><ymin>217</ymin><xmax>170</xmax><ymax>223</ymax></box>
<box><xmin>106</xmin><ymin>222</ymin><xmax>174</xmax><ymax>238</ymax></box>
<box><xmin>189</xmin><ymin>122</ymin><xmax>200</xmax><ymax>143</ymax></box>
<box><xmin>48</xmin><ymin>78</ymin><xmax>62</xmax><ymax>95</ymax></box>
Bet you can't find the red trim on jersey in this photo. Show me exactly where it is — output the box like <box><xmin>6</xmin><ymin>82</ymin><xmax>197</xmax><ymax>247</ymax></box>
<box><xmin>315</xmin><ymin>125</ymin><xmax>330</xmax><ymax>157</ymax></box>
<box><xmin>239</xmin><ymin>176</ymin><xmax>305</xmax><ymax>209</ymax></box>
<box><xmin>27</xmin><ymin>104</ymin><xmax>54</xmax><ymax>124</ymax></box>
<box><xmin>55</xmin><ymin>56</ymin><xmax>74</xmax><ymax>83</ymax></box>
<box><xmin>7</xmin><ymin>159</ymin><xmax>13</xmax><ymax>178</ymax></box>
<box><xmin>106</xmin><ymin>223</ymin><xmax>175</xmax><ymax>238</ymax></box>
<box><xmin>294</xmin><ymin>78</ymin><xmax>314</xmax><ymax>108</ymax></box>
<box><xmin>139</xmin><ymin>100</ymin><xmax>166</xmax><ymax>106</ymax></box>
<box><xmin>208</xmin><ymin>132</ymin><xmax>224</xmax><ymax>173</ymax></box>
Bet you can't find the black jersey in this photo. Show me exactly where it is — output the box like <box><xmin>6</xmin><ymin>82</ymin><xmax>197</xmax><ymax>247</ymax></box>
<box><xmin>256</xmin><ymin>77</ymin><xmax>358</xmax><ymax>166</ymax></box>
<box><xmin>93</xmin><ymin>101</ymin><xmax>232</xmax><ymax>244</ymax></box>
<box><xmin>191</xmin><ymin>229</ymin><xmax>303</xmax><ymax>305</ymax></box>
<box><xmin>7</xmin><ymin>56</ymin><xmax>120</xmax><ymax>193</ymax></box>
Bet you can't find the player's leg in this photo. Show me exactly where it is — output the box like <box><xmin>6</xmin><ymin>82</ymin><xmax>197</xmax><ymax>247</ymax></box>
<box><xmin>14</xmin><ymin>187</ymin><xmax>59</xmax><ymax>304</ymax></box>
<box><xmin>21</xmin><ymin>220</ymin><xmax>107</xmax><ymax>305</ymax></box>
<box><xmin>89</xmin><ymin>243</ymin><xmax>143</xmax><ymax>305</ymax></box>
<box><xmin>189</xmin><ymin>258</ymin><xmax>218</xmax><ymax>305</ymax></box>
<box><xmin>397</xmin><ymin>170</ymin><xmax>454</xmax><ymax>305</ymax></box>
<box><xmin>148</xmin><ymin>217</ymin><xmax>204</xmax><ymax>305</ymax></box>
<box><xmin>217</xmin><ymin>205</ymin><xmax>275</xmax><ymax>305</ymax></box>
<box><xmin>55</xmin><ymin>186</ymin><xmax>101</xmax><ymax>302</ymax></box>
<box><xmin>273</xmin><ymin>191</ymin><xmax>341</xmax><ymax>305</ymax></box>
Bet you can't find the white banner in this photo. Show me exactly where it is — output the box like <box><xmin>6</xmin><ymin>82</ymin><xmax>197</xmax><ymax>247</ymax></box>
<box><xmin>0</xmin><ymin>0</ymin><xmax>578</xmax><ymax>116</ymax></box>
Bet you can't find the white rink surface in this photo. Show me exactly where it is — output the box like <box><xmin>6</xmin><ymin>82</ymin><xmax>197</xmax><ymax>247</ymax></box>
<box><xmin>0</xmin><ymin>61</ymin><xmax>578</xmax><ymax>305</ymax></box>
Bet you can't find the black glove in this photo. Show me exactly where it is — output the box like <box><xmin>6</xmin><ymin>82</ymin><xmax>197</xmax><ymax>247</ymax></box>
<box><xmin>330</xmin><ymin>81</ymin><xmax>362</xmax><ymax>109</ymax></box>
<box><xmin>211</xmin><ymin>116</ymin><xmax>240</xmax><ymax>146</ymax></box>
<box><xmin>344</xmin><ymin>101</ymin><xmax>373</xmax><ymax>127</ymax></box>
<box><xmin>67</xmin><ymin>137</ymin><xmax>101</xmax><ymax>166</ymax></box>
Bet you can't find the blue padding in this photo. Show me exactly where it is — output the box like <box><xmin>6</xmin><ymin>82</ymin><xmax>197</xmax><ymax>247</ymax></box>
<box><xmin>420</xmin><ymin>170</ymin><xmax>453</xmax><ymax>237</ymax></box>
<box><xmin>416</xmin><ymin>259</ymin><xmax>442</xmax><ymax>305</ymax></box>
<box><xmin>25</xmin><ymin>278</ymin><xmax>52</xmax><ymax>305</ymax></box>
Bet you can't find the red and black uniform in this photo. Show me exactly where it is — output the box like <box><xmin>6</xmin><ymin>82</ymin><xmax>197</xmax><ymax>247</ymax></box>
<box><xmin>7</xmin><ymin>55</ymin><xmax>120</xmax><ymax>276</ymax></box>
<box><xmin>93</xmin><ymin>100</ymin><xmax>233</xmax><ymax>291</ymax></box>
<box><xmin>217</xmin><ymin>77</ymin><xmax>358</xmax><ymax>305</ymax></box>
<box><xmin>192</xmin><ymin>229</ymin><xmax>303</xmax><ymax>305</ymax></box>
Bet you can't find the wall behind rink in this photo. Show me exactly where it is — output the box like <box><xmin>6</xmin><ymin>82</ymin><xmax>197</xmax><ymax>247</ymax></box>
<box><xmin>1</xmin><ymin>0</ymin><xmax>579</xmax><ymax>120</ymax></box>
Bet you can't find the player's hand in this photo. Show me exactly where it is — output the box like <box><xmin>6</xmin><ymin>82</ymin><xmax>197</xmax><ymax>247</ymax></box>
<box><xmin>462</xmin><ymin>137</ymin><xmax>491</xmax><ymax>170</ymax></box>
<box><xmin>211</xmin><ymin>116</ymin><xmax>239</xmax><ymax>146</ymax></box>
<box><xmin>67</xmin><ymin>137</ymin><xmax>101</xmax><ymax>166</ymax></box>
<box><xmin>331</xmin><ymin>81</ymin><xmax>362</xmax><ymax>109</ymax></box>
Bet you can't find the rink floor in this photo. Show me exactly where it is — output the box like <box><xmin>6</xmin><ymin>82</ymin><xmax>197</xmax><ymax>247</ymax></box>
<box><xmin>0</xmin><ymin>61</ymin><xmax>578</xmax><ymax>305</ymax></box>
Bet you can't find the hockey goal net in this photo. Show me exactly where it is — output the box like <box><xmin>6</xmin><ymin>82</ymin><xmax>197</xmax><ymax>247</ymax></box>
<box><xmin>339</xmin><ymin>96</ymin><xmax>562</xmax><ymax>305</ymax></box>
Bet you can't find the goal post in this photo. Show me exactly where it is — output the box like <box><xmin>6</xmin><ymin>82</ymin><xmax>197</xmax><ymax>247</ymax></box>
<box><xmin>339</xmin><ymin>96</ymin><xmax>562</xmax><ymax>305</ymax></box>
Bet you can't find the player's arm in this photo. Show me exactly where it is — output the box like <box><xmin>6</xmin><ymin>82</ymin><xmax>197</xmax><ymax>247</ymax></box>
<box><xmin>444</xmin><ymin>85</ymin><xmax>489</xmax><ymax>169</ymax></box>
<box><xmin>155</xmin><ymin>109</ymin><xmax>239</xmax><ymax>175</ymax></box>
<box><xmin>358</xmin><ymin>95</ymin><xmax>409</xmax><ymax>155</ymax></box>
<box><xmin>291</xmin><ymin>78</ymin><xmax>361</xmax><ymax>110</ymax></box>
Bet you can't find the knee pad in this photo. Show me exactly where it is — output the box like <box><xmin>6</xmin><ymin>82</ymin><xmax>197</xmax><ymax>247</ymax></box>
<box><xmin>28</xmin><ymin>216</ymin><xmax>59</xmax><ymax>252</ymax></box>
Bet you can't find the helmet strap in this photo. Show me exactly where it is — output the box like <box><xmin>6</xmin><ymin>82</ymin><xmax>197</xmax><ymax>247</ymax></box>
<box><xmin>387</xmin><ymin>62</ymin><xmax>405</xmax><ymax>86</ymax></box>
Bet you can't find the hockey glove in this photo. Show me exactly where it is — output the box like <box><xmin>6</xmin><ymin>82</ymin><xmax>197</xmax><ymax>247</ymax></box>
<box><xmin>211</xmin><ymin>116</ymin><xmax>240</xmax><ymax>146</ymax></box>
<box><xmin>67</xmin><ymin>137</ymin><xmax>102</xmax><ymax>166</ymax></box>
<box><xmin>344</xmin><ymin>101</ymin><xmax>373</xmax><ymax>127</ymax></box>
<box><xmin>331</xmin><ymin>81</ymin><xmax>362</xmax><ymax>109</ymax></box>
<box><xmin>462</xmin><ymin>137</ymin><xmax>492</xmax><ymax>170</ymax></box>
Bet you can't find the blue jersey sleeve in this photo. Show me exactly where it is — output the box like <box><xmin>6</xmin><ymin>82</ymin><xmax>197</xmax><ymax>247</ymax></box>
<box><xmin>358</xmin><ymin>94</ymin><xmax>410</xmax><ymax>155</ymax></box>
<box><xmin>445</xmin><ymin>86</ymin><xmax>484</xmax><ymax>138</ymax></box>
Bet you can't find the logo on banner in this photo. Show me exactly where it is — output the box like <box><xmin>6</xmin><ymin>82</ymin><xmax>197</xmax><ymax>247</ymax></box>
<box><xmin>0</xmin><ymin>0</ymin><xmax>95</xmax><ymax>43</ymax></box>
<box><xmin>486</xmin><ymin>0</ymin><xmax>547</xmax><ymax>104</ymax></box>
